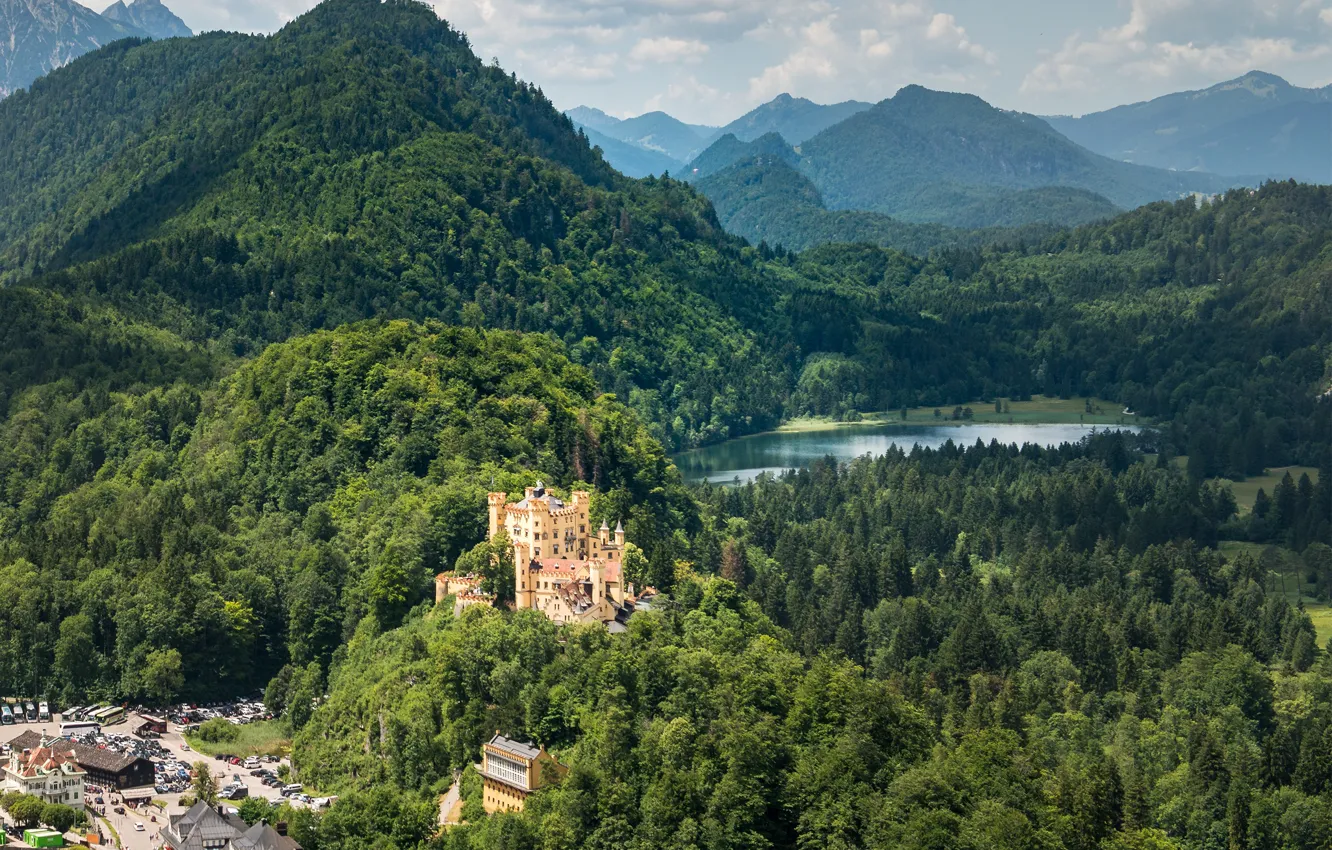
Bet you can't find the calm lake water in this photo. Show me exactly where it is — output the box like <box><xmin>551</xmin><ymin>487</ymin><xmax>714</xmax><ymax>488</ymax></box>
<box><xmin>675</xmin><ymin>422</ymin><xmax>1132</xmax><ymax>484</ymax></box>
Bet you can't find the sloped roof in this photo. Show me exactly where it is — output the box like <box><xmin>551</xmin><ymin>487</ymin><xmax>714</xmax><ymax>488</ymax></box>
<box><xmin>234</xmin><ymin>821</ymin><xmax>302</xmax><ymax>850</ymax></box>
<box><xmin>167</xmin><ymin>801</ymin><xmax>253</xmax><ymax>850</ymax></box>
<box><xmin>68</xmin><ymin>741</ymin><xmax>152</xmax><ymax>774</ymax></box>
<box><xmin>487</xmin><ymin>734</ymin><xmax>540</xmax><ymax>761</ymax></box>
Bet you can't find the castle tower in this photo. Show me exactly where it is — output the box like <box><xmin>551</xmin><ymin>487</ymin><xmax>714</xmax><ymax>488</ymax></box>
<box><xmin>488</xmin><ymin>492</ymin><xmax>507</xmax><ymax>540</ymax></box>
<box><xmin>614</xmin><ymin>520</ymin><xmax>625</xmax><ymax>547</ymax></box>
<box><xmin>589</xmin><ymin>561</ymin><xmax>605</xmax><ymax>607</ymax></box>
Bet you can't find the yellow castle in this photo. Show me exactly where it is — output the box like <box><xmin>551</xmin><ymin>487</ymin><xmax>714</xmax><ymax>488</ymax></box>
<box><xmin>437</xmin><ymin>481</ymin><xmax>650</xmax><ymax>629</ymax></box>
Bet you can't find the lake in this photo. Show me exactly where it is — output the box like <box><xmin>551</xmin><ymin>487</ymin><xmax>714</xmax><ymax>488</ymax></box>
<box><xmin>675</xmin><ymin>422</ymin><xmax>1133</xmax><ymax>484</ymax></box>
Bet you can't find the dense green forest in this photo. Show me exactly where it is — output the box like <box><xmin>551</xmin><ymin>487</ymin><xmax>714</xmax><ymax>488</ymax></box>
<box><xmin>694</xmin><ymin>155</ymin><xmax>1073</xmax><ymax>255</ymax></box>
<box><xmin>799</xmin><ymin>86</ymin><xmax>1231</xmax><ymax>223</ymax></box>
<box><xmin>288</xmin><ymin>435</ymin><xmax>1332</xmax><ymax>850</ymax></box>
<box><xmin>0</xmin><ymin>1</ymin><xmax>1328</xmax><ymax>848</ymax></box>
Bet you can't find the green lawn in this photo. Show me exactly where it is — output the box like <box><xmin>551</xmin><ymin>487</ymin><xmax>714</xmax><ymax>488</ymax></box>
<box><xmin>1212</xmin><ymin>466</ymin><xmax>1320</xmax><ymax>514</ymax></box>
<box><xmin>185</xmin><ymin>719</ymin><xmax>290</xmax><ymax>757</ymax></box>
<box><xmin>778</xmin><ymin>395</ymin><xmax>1137</xmax><ymax>432</ymax></box>
<box><xmin>1219</xmin><ymin>540</ymin><xmax>1331</xmax><ymax>648</ymax></box>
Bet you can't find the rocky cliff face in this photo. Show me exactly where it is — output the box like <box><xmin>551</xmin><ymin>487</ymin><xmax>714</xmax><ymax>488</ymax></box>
<box><xmin>0</xmin><ymin>0</ymin><xmax>189</xmax><ymax>98</ymax></box>
<box><xmin>102</xmin><ymin>0</ymin><xmax>190</xmax><ymax>40</ymax></box>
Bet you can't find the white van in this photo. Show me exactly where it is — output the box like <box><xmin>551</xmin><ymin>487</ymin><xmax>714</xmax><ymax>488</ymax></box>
<box><xmin>281</xmin><ymin>783</ymin><xmax>303</xmax><ymax>796</ymax></box>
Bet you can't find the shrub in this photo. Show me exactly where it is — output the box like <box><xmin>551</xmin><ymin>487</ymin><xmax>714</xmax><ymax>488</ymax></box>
<box><xmin>196</xmin><ymin>717</ymin><xmax>241</xmax><ymax>743</ymax></box>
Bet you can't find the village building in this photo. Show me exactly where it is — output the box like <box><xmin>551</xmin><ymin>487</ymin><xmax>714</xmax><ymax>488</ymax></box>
<box><xmin>435</xmin><ymin>481</ymin><xmax>656</xmax><ymax>629</ymax></box>
<box><xmin>1</xmin><ymin>735</ymin><xmax>85</xmax><ymax>809</ymax></box>
<box><xmin>161</xmin><ymin>801</ymin><xmax>302</xmax><ymax>850</ymax></box>
<box><xmin>479</xmin><ymin>734</ymin><xmax>565</xmax><ymax>815</ymax></box>
<box><xmin>9</xmin><ymin>729</ymin><xmax>155</xmax><ymax>791</ymax></box>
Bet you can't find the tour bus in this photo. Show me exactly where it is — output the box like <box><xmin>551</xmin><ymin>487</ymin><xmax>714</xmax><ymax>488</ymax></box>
<box><xmin>38</xmin><ymin>701</ymin><xmax>50</xmax><ymax>722</ymax></box>
<box><xmin>64</xmin><ymin>705</ymin><xmax>85</xmax><ymax>722</ymax></box>
<box><xmin>92</xmin><ymin>706</ymin><xmax>125</xmax><ymax>725</ymax></box>
<box><xmin>59</xmin><ymin>721</ymin><xmax>100</xmax><ymax>737</ymax></box>
<box><xmin>1</xmin><ymin>706</ymin><xmax>13</xmax><ymax>725</ymax></box>
<box><xmin>25</xmin><ymin>702</ymin><xmax>36</xmax><ymax>722</ymax></box>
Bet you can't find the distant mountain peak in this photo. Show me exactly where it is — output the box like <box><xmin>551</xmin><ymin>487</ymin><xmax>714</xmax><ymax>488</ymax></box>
<box><xmin>566</xmin><ymin>105</ymin><xmax>620</xmax><ymax>131</ymax></box>
<box><xmin>0</xmin><ymin>0</ymin><xmax>150</xmax><ymax>98</ymax></box>
<box><xmin>101</xmin><ymin>0</ymin><xmax>191</xmax><ymax>39</ymax></box>
<box><xmin>1206</xmin><ymin>70</ymin><xmax>1291</xmax><ymax>98</ymax></box>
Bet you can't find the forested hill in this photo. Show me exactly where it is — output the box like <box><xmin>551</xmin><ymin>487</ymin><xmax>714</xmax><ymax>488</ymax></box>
<box><xmin>0</xmin><ymin>0</ymin><xmax>794</xmax><ymax>451</ymax></box>
<box><xmin>0</xmin><ymin>318</ymin><xmax>692</xmax><ymax>705</ymax></box>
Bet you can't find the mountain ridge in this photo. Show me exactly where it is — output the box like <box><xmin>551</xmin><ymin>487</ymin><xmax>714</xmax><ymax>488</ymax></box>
<box><xmin>101</xmin><ymin>0</ymin><xmax>191</xmax><ymax>39</ymax></box>
<box><xmin>0</xmin><ymin>0</ymin><xmax>191</xmax><ymax>98</ymax></box>
<box><xmin>1042</xmin><ymin>70</ymin><xmax>1332</xmax><ymax>181</ymax></box>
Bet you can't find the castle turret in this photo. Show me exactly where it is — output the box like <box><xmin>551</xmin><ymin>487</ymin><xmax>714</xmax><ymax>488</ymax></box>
<box><xmin>487</xmin><ymin>492</ymin><xmax>508</xmax><ymax>540</ymax></box>
<box><xmin>589</xmin><ymin>561</ymin><xmax>605</xmax><ymax>606</ymax></box>
<box><xmin>599</xmin><ymin>519</ymin><xmax>609</xmax><ymax>546</ymax></box>
<box><xmin>614</xmin><ymin>520</ymin><xmax>625</xmax><ymax>547</ymax></box>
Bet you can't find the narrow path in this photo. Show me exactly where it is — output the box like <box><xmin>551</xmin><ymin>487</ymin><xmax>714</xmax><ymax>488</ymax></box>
<box><xmin>439</xmin><ymin>768</ymin><xmax>463</xmax><ymax>827</ymax></box>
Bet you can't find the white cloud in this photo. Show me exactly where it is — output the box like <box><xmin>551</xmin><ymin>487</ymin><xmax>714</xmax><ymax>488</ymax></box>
<box><xmin>629</xmin><ymin>36</ymin><xmax>710</xmax><ymax>64</ymax></box>
<box><xmin>747</xmin><ymin>4</ymin><xmax>996</xmax><ymax>103</ymax></box>
<box><xmin>1022</xmin><ymin>0</ymin><xmax>1332</xmax><ymax>99</ymax></box>
<box><xmin>748</xmin><ymin>18</ymin><xmax>841</xmax><ymax>101</ymax></box>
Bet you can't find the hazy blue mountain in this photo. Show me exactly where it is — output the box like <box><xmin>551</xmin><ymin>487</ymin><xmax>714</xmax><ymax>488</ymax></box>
<box><xmin>0</xmin><ymin>0</ymin><xmax>146</xmax><ymax>97</ymax></box>
<box><xmin>601</xmin><ymin>110</ymin><xmax>714</xmax><ymax>162</ymax></box>
<box><xmin>101</xmin><ymin>0</ymin><xmax>191</xmax><ymax>39</ymax></box>
<box><xmin>697</xmin><ymin>153</ymin><xmax>1115</xmax><ymax>252</ymax></box>
<box><xmin>1153</xmin><ymin>101</ymin><xmax>1331</xmax><ymax>183</ymax></box>
<box><xmin>800</xmin><ymin>85</ymin><xmax>1233</xmax><ymax>223</ymax></box>
<box><xmin>686</xmin><ymin>132</ymin><xmax>798</xmax><ymax>180</ymax></box>
<box><xmin>578</xmin><ymin>123</ymin><xmax>683</xmax><ymax>178</ymax></box>
<box><xmin>565</xmin><ymin>104</ymin><xmax>620</xmax><ymax>132</ymax></box>
<box><xmin>713</xmin><ymin>93</ymin><xmax>872</xmax><ymax>146</ymax></box>
<box><xmin>1043</xmin><ymin>71</ymin><xmax>1332</xmax><ymax>181</ymax></box>
<box><xmin>565</xmin><ymin>106</ymin><xmax>716</xmax><ymax>174</ymax></box>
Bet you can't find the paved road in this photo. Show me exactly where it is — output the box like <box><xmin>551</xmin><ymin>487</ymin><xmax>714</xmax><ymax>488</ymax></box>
<box><xmin>438</xmin><ymin>769</ymin><xmax>462</xmax><ymax>827</ymax></box>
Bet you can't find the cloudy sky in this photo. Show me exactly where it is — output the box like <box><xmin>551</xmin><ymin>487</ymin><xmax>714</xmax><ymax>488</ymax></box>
<box><xmin>99</xmin><ymin>0</ymin><xmax>1332</xmax><ymax>124</ymax></box>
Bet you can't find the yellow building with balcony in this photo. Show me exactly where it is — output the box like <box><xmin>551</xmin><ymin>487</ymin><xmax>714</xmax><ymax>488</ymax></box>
<box><xmin>480</xmin><ymin>734</ymin><xmax>566</xmax><ymax>814</ymax></box>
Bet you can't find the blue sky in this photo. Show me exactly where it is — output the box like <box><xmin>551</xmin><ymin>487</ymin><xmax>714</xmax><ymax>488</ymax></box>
<box><xmin>97</xmin><ymin>0</ymin><xmax>1332</xmax><ymax>123</ymax></box>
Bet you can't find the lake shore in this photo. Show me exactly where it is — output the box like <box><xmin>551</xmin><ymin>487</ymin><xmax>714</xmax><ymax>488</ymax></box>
<box><xmin>774</xmin><ymin>395</ymin><xmax>1140</xmax><ymax>434</ymax></box>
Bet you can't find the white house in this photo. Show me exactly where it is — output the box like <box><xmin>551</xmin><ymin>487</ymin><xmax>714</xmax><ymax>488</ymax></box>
<box><xmin>2</xmin><ymin>737</ymin><xmax>85</xmax><ymax>809</ymax></box>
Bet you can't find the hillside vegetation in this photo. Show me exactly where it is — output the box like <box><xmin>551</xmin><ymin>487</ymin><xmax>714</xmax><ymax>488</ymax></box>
<box><xmin>801</xmin><ymin>87</ymin><xmax>1231</xmax><ymax>221</ymax></box>
<box><xmin>0</xmin><ymin>3</ymin><xmax>1328</xmax><ymax>848</ymax></box>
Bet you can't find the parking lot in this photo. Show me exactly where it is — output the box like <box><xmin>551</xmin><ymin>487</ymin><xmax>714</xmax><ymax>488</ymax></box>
<box><xmin>1</xmin><ymin>709</ymin><xmax>301</xmax><ymax>850</ymax></box>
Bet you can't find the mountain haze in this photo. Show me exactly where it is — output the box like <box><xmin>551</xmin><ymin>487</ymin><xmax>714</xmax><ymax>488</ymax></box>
<box><xmin>565</xmin><ymin>106</ymin><xmax>715</xmax><ymax>167</ymax></box>
<box><xmin>1043</xmin><ymin>71</ymin><xmax>1332</xmax><ymax>182</ymax></box>
<box><xmin>101</xmin><ymin>0</ymin><xmax>191</xmax><ymax>39</ymax></box>
<box><xmin>0</xmin><ymin>0</ymin><xmax>190</xmax><ymax>98</ymax></box>
<box><xmin>713</xmin><ymin>92</ymin><xmax>872</xmax><ymax>145</ymax></box>
<box><xmin>802</xmin><ymin>85</ymin><xmax>1232</xmax><ymax>222</ymax></box>
<box><xmin>577</xmin><ymin>122</ymin><xmax>683</xmax><ymax>178</ymax></box>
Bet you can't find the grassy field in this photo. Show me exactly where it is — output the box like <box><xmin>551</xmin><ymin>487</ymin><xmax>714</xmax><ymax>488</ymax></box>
<box><xmin>777</xmin><ymin>396</ymin><xmax>1137</xmax><ymax>432</ymax></box>
<box><xmin>1213</xmin><ymin>466</ymin><xmax>1320</xmax><ymax>514</ymax></box>
<box><xmin>1219</xmin><ymin>540</ymin><xmax>1331</xmax><ymax>648</ymax></box>
<box><xmin>185</xmin><ymin>719</ymin><xmax>290</xmax><ymax>757</ymax></box>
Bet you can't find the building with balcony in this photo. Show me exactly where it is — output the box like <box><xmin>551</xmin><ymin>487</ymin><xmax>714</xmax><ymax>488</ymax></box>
<box><xmin>2</xmin><ymin>736</ymin><xmax>85</xmax><ymax>809</ymax></box>
<box><xmin>479</xmin><ymin>734</ymin><xmax>566</xmax><ymax>814</ymax></box>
